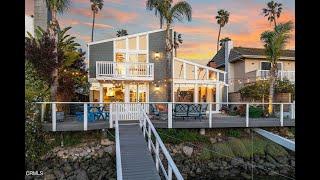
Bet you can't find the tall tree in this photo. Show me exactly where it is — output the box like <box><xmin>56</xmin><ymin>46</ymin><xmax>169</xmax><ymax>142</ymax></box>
<box><xmin>147</xmin><ymin>0</ymin><xmax>192</xmax><ymax>101</ymax></box>
<box><xmin>215</xmin><ymin>9</ymin><xmax>230</xmax><ymax>53</ymax></box>
<box><xmin>262</xmin><ymin>0</ymin><xmax>283</xmax><ymax>27</ymax></box>
<box><xmin>260</xmin><ymin>21</ymin><xmax>293</xmax><ymax>113</ymax></box>
<box><xmin>46</xmin><ymin>0</ymin><xmax>71</xmax><ymax>101</ymax></box>
<box><xmin>173</xmin><ymin>31</ymin><xmax>183</xmax><ymax>57</ymax></box>
<box><xmin>116</xmin><ymin>29</ymin><xmax>128</xmax><ymax>37</ymax></box>
<box><xmin>90</xmin><ymin>0</ymin><xmax>104</xmax><ymax>42</ymax></box>
<box><xmin>146</xmin><ymin>0</ymin><xmax>165</xmax><ymax>29</ymax></box>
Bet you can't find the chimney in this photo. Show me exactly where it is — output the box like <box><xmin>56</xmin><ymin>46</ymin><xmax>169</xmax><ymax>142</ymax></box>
<box><xmin>224</xmin><ymin>40</ymin><xmax>233</xmax><ymax>83</ymax></box>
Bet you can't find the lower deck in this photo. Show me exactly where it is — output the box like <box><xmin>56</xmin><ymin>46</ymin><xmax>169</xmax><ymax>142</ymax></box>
<box><xmin>42</xmin><ymin>114</ymin><xmax>295</xmax><ymax>131</ymax></box>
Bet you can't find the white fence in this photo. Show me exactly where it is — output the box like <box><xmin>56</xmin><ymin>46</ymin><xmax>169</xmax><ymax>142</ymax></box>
<box><xmin>37</xmin><ymin>102</ymin><xmax>295</xmax><ymax>131</ymax></box>
<box><xmin>139</xmin><ymin>107</ymin><xmax>184</xmax><ymax>180</ymax></box>
<box><xmin>96</xmin><ymin>61</ymin><xmax>154</xmax><ymax>80</ymax></box>
<box><xmin>257</xmin><ymin>70</ymin><xmax>295</xmax><ymax>82</ymax></box>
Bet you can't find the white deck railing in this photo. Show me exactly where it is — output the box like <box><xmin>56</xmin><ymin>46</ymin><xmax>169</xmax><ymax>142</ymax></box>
<box><xmin>96</xmin><ymin>61</ymin><xmax>154</xmax><ymax>80</ymax></box>
<box><xmin>115</xmin><ymin>113</ymin><xmax>123</xmax><ymax>179</ymax></box>
<box><xmin>257</xmin><ymin>70</ymin><xmax>295</xmax><ymax>82</ymax></box>
<box><xmin>36</xmin><ymin>101</ymin><xmax>295</xmax><ymax>131</ymax></box>
<box><xmin>139</xmin><ymin>105</ymin><xmax>184</xmax><ymax>180</ymax></box>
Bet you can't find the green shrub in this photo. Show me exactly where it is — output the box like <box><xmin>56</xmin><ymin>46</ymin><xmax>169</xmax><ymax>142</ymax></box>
<box><xmin>265</xmin><ymin>143</ymin><xmax>288</xmax><ymax>158</ymax></box>
<box><xmin>226</xmin><ymin>129</ymin><xmax>241</xmax><ymax>138</ymax></box>
<box><xmin>227</xmin><ymin>138</ymin><xmax>251</xmax><ymax>159</ymax></box>
<box><xmin>242</xmin><ymin>137</ymin><xmax>268</xmax><ymax>156</ymax></box>
<box><xmin>210</xmin><ymin>143</ymin><xmax>235</xmax><ymax>159</ymax></box>
<box><xmin>157</xmin><ymin>129</ymin><xmax>210</xmax><ymax>144</ymax></box>
<box><xmin>25</xmin><ymin>117</ymin><xmax>49</xmax><ymax>168</ymax></box>
<box><xmin>249</xmin><ymin>106</ymin><xmax>264</xmax><ymax>118</ymax></box>
<box><xmin>199</xmin><ymin>146</ymin><xmax>212</xmax><ymax>160</ymax></box>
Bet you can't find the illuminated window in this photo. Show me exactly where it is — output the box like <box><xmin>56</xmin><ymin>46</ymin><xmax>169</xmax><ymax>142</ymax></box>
<box><xmin>138</xmin><ymin>54</ymin><xmax>147</xmax><ymax>62</ymax></box>
<box><xmin>115</xmin><ymin>53</ymin><xmax>125</xmax><ymax>62</ymax></box>
<box><xmin>115</xmin><ymin>39</ymin><xmax>126</xmax><ymax>49</ymax></box>
<box><xmin>139</xmin><ymin>35</ymin><xmax>147</xmax><ymax>50</ymax></box>
<box><xmin>128</xmin><ymin>37</ymin><xmax>137</xmax><ymax>50</ymax></box>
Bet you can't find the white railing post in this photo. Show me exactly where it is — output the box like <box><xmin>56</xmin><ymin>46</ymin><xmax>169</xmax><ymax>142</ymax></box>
<box><xmin>168</xmin><ymin>166</ymin><xmax>173</xmax><ymax>180</ymax></box>
<box><xmin>143</xmin><ymin>117</ymin><xmax>146</xmax><ymax>137</ymax></box>
<box><xmin>168</xmin><ymin>103</ymin><xmax>173</xmax><ymax>128</ymax></box>
<box><xmin>209</xmin><ymin>103</ymin><xmax>212</xmax><ymax>128</ymax></box>
<box><xmin>246</xmin><ymin>103</ymin><xmax>249</xmax><ymax>127</ymax></box>
<box><xmin>52</xmin><ymin>103</ymin><xmax>56</xmax><ymax>131</ymax></box>
<box><xmin>41</xmin><ymin>103</ymin><xmax>45</xmax><ymax>122</ymax></box>
<box><xmin>84</xmin><ymin>103</ymin><xmax>88</xmax><ymax>131</ymax></box>
<box><xmin>148</xmin><ymin>125</ymin><xmax>151</xmax><ymax>151</ymax></box>
<box><xmin>110</xmin><ymin>104</ymin><xmax>113</xmax><ymax>128</ymax></box>
<box><xmin>96</xmin><ymin>62</ymin><xmax>99</xmax><ymax>78</ymax></box>
<box><xmin>155</xmin><ymin>141</ymin><xmax>159</xmax><ymax>172</ymax></box>
<box><xmin>291</xmin><ymin>102</ymin><xmax>295</xmax><ymax>119</ymax></box>
<box><xmin>280</xmin><ymin>104</ymin><xmax>284</xmax><ymax>126</ymax></box>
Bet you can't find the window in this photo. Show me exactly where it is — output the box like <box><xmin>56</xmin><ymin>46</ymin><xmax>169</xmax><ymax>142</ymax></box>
<box><xmin>128</xmin><ymin>54</ymin><xmax>138</xmax><ymax>62</ymax></box>
<box><xmin>261</xmin><ymin>62</ymin><xmax>282</xmax><ymax>70</ymax></box>
<box><xmin>115</xmin><ymin>53</ymin><xmax>125</xmax><ymax>62</ymax></box>
<box><xmin>128</xmin><ymin>37</ymin><xmax>137</xmax><ymax>50</ymax></box>
<box><xmin>138</xmin><ymin>54</ymin><xmax>147</xmax><ymax>62</ymax></box>
<box><xmin>139</xmin><ymin>35</ymin><xmax>147</xmax><ymax>50</ymax></box>
<box><xmin>115</xmin><ymin>39</ymin><xmax>126</xmax><ymax>49</ymax></box>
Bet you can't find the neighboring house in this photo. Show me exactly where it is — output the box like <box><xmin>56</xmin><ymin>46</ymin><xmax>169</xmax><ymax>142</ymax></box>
<box><xmin>87</xmin><ymin>29</ymin><xmax>227</xmax><ymax>112</ymax></box>
<box><xmin>25</xmin><ymin>15</ymin><xmax>34</xmax><ymax>37</ymax></box>
<box><xmin>208</xmin><ymin>41</ymin><xmax>295</xmax><ymax>96</ymax></box>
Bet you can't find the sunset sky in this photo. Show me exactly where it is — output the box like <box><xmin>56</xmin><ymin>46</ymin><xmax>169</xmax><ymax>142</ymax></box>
<box><xmin>25</xmin><ymin>0</ymin><xmax>295</xmax><ymax>64</ymax></box>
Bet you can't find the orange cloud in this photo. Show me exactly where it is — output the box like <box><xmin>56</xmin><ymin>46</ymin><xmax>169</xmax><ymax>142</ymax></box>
<box><xmin>73</xmin><ymin>32</ymin><xmax>91</xmax><ymax>43</ymax></box>
<box><xmin>103</xmin><ymin>8</ymin><xmax>138</xmax><ymax>23</ymax></box>
<box><xmin>82</xmin><ymin>22</ymin><xmax>114</xmax><ymax>29</ymax></box>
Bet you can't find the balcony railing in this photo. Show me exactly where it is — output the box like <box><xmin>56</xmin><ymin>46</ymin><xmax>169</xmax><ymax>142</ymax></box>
<box><xmin>257</xmin><ymin>70</ymin><xmax>295</xmax><ymax>82</ymax></box>
<box><xmin>96</xmin><ymin>61</ymin><xmax>154</xmax><ymax>80</ymax></box>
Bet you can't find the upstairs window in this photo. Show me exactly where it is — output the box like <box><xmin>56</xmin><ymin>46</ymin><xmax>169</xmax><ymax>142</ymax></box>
<box><xmin>139</xmin><ymin>35</ymin><xmax>147</xmax><ymax>50</ymax></box>
<box><xmin>261</xmin><ymin>62</ymin><xmax>282</xmax><ymax>70</ymax></box>
<box><xmin>128</xmin><ymin>37</ymin><xmax>137</xmax><ymax>50</ymax></box>
<box><xmin>115</xmin><ymin>39</ymin><xmax>126</xmax><ymax>49</ymax></box>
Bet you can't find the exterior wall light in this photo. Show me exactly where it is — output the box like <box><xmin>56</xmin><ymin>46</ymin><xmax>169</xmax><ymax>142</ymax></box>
<box><xmin>154</xmin><ymin>52</ymin><xmax>160</xmax><ymax>60</ymax></box>
<box><xmin>154</xmin><ymin>84</ymin><xmax>160</xmax><ymax>91</ymax></box>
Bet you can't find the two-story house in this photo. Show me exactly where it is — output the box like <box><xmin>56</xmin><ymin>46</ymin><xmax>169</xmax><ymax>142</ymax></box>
<box><xmin>208</xmin><ymin>40</ymin><xmax>295</xmax><ymax>101</ymax></box>
<box><xmin>87</xmin><ymin>29</ymin><xmax>228</xmax><ymax>112</ymax></box>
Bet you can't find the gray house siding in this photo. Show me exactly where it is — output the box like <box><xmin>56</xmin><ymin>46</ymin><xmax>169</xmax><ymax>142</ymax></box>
<box><xmin>148</xmin><ymin>30</ymin><xmax>172</xmax><ymax>102</ymax></box>
<box><xmin>89</xmin><ymin>41</ymin><xmax>114</xmax><ymax>78</ymax></box>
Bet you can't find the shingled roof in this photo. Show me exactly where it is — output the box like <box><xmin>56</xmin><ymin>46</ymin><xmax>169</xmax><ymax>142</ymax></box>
<box><xmin>210</xmin><ymin>47</ymin><xmax>295</xmax><ymax>68</ymax></box>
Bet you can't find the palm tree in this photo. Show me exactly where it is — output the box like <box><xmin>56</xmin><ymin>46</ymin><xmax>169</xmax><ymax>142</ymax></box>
<box><xmin>173</xmin><ymin>31</ymin><xmax>183</xmax><ymax>57</ymax></box>
<box><xmin>219</xmin><ymin>37</ymin><xmax>231</xmax><ymax>46</ymax></box>
<box><xmin>46</xmin><ymin>0</ymin><xmax>71</xmax><ymax>101</ymax></box>
<box><xmin>260</xmin><ymin>21</ymin><xmax>293</xmax><ymax>114</ymax></box>
<box><xmin>90</xmin><ymin>0</ymin><xmax>104</xmax><ymax>42</ymax></box>
<box><xmin>215</xmin><ymin>9</ymin><xmax>230</xmax><ymax>53</ymax></box>
<box><xmin>146</xmin><ymin>0</ymin><xmax>165</xmax><ymax>29</ymax></box>
<box><xmin>262</xmin><ymin>0</ymin><xmax>282</xmax><ymax>27</ymax></box>
<box><xmin>116</xmin><ymin>29</ymin><xmax>128</xmax><ymax>37</ymax></box>
<box><xmin>147</xmin><ymin>0</ymin><xmax>192</xmax><ymax>101</ymax></box>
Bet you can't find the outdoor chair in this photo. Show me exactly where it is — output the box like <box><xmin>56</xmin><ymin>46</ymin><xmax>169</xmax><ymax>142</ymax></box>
<box><xmin>200</xmin><ymin>104</ymin><xmax>208</xmax><ymax>120</ymax></box>
<box><xmin>150</xmin><ymin>104</ymin><xmax>160</xmax><ymax>116</ymax></box>
<box><xmin>173</xmin><ymin>104</ymin><xmax>188</xmax><ymax>120</ymax></box>
<box><xmin>187</xmin><ymin>104</ymin><xmax>201</xmax><ymax>120</ymax></box>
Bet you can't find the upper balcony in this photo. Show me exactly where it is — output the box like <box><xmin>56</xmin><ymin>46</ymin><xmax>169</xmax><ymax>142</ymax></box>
<box><xmin>245</xmin><ymin>70</ymin><xmax>295</xmax><ymax>83</ymax></box>
<box><xmin>96</xmin><ymin>61</ymin><xmax>154</xmax><ymax>81</ymax></box>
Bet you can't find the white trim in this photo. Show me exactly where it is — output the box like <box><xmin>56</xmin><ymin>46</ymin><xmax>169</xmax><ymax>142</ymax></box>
<box><xmin>87</xmin><ymin>29</ymin><xmax>167</xmax><ymax>46</ymax></box>
<box><xmin>87</xmin><ymin>45</ymin><xmax>90</xmax><ymax>79</ymax></box>
<box><xmin>243</xmin><ymin>55</ymin><xmax>295</xmax><ymax>60</ymax></box>
<box><xmin>174</xmin><ymin>57</ymin><xmax>226</xmax><ymax>74</ymax></box>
